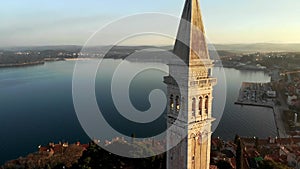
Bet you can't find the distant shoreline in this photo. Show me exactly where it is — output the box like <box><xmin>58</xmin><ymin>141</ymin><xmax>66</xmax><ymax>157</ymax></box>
<box><xmin>0</xmin><ymin>58</ymin><xmax>102</xmax><ymax>69</ymax></box>
<box><xmin>214</xmin><ymin>62</ymin><xmax>268</xmax><ymax>72</ymax></box>
<box><xmin>64</xmin><ymin>58</ymin><xmax>97</xmax><ymax>61</ymax></box>
<box><xmin>0</xmin><ymin>61</ymin><xmax>45</xmax><ymax>68</ymax></box>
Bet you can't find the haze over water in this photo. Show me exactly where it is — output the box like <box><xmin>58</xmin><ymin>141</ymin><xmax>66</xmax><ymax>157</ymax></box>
<box><xmin>0</xmin><ymin>60</ymin><xmax>276</xmax><ymax>165</ymax></box>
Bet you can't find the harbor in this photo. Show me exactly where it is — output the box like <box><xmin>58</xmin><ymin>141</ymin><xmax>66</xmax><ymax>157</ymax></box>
<box><xmin>235</xmin><ymin>82</ymin><xmax>276</xmax><ymax>108</ymax></box>
<box><xmin>235</xmin><ymin>82</ymin><xmax>288</xmax><ymax>138</ymax></box>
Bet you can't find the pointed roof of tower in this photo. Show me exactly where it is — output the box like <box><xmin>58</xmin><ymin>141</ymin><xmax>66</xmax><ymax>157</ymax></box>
<box><xmin>173</xmin><ymin>0</ymin><xmax>209</xmax><ymax>65</ymax></box>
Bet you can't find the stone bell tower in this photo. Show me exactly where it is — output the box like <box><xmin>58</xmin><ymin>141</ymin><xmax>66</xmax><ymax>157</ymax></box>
<box><xmin>165</xmin><ymin>0</ymin><xmax>216</xmax><ymax>168</ymax></box>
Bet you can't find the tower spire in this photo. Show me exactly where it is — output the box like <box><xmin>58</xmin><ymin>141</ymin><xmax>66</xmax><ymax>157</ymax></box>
<box><xmin>166</xmin><ymin>1</ymin><xmax>215</xmax><ymax>169</ymax></box>
<box><xmin>173</xmin><ymin>0</ymin><xmax>209</xmax><ymax>64</ymax></box>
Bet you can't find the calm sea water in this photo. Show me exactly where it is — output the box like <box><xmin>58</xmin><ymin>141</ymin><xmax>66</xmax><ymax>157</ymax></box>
<box><xmin>212</xmin><ymin>68</ymin><xmax>277</xmax><ymax>140</ymax></box>
<box><xmin>0</xmin><ymin>60</ymin><xmax>276</xmax><ymax>164</ymax></box>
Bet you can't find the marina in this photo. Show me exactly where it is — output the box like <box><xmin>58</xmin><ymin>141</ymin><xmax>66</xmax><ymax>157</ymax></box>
<box><xmin>235</xmin><ymin>82</ymin><xmax>276</xmax><ymax>108</ymax></box>
<box><xmin>235</xmin><ymin>82</ymin><xmax>288</xmax><ymax>138</ymax></box>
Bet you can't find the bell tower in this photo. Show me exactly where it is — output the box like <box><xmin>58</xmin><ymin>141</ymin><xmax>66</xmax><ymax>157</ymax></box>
<box><xmin>165</xmin><ymin>0</ymin><xmax>216</xmax><ymax>168</ymax></box>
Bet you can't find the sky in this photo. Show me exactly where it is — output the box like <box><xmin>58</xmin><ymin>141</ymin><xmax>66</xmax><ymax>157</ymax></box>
<box><xmin>1</xmin><ymin>0</ymin><xmax>300</xmax><ymax>46</ymax></box>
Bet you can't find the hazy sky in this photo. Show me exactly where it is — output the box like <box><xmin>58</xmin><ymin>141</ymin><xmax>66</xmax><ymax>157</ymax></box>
<box><xmin>1</xmin><ymin>0</ymin><xmax>300</xmax><ymax>46</ymax></box>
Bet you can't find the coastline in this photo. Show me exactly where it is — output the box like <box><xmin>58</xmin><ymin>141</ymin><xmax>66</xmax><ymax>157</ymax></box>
<box><xmin>0</xmin><ymin>58</ymin><xmax>94</xmax><ymax>69</ymax></box>
<box><xmin>216</xmin><ymin>64</ymin><xmax>268</xmax><ymax>72</ymax></box>
<box><xmin>273</xmin><ymin>105</ymin><xmax>288</xmax><ymax>138</ymax></box>
<box><xmin>64</xmin><ymin>58</ymin><xmax>97</xmax><ymax>61</ymax></box>
<box><xmin>0</xmin><ymin>61</ymin><xmax>45</xmax><ymax>68</ymax></box>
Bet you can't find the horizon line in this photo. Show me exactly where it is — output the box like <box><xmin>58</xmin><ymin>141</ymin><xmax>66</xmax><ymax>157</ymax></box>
<box><xmin>2</xmin><ymin>42</ymin><xmax>300</xmax><ymax>49</ymax></box>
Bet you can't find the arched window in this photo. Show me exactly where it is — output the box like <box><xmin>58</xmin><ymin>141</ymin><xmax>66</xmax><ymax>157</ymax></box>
<box><xmin>199</xmin><ymin>97</ymin><xmax>203</xmax><ymax>115</ymax></box>
<box><xmin>192</xmin><ymin>98</ymin><xmax>196</xmax><ymax>114</ymax></box>
<box><xmin>170</xmin><ymin>95</ymin><xmax>174</xmax><ymax>110</ymax></box>
<box><xmin>205</xmin><ymin>96</ymin><xmax>209</xmax><ymax>114</ymax></box>
<box><xmin>175</xmin><ymin>96</ymin><xmax>180</xmax><ymax>111</ymax></box>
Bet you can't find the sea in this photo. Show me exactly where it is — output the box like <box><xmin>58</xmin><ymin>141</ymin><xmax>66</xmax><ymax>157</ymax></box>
<box><xmin>0</xmin><ymin>59</ymin><xmax>277</xmax><ymax>164</ymax></box>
